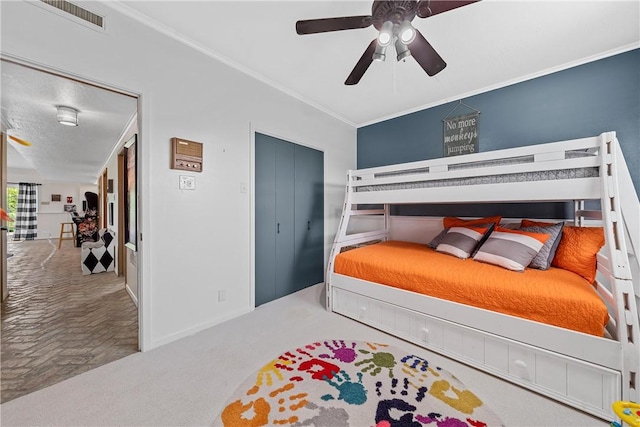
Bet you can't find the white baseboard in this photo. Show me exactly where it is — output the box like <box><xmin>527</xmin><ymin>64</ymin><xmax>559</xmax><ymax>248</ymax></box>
<box><xmin>125</xmin><ymin>283</ymin><xmax>138</xmax><ymax>307</ymax></box>
<box><xmin>147</xmin><ymin>307</ymin><xmax>250</xmax><ymax>351</ymax></box>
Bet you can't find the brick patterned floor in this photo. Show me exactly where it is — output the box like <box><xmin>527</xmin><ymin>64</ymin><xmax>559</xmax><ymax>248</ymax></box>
<box><xmin>1</xmin><ymin>239</ymin><xmax>138</xmax><ymax>403</ymax></box>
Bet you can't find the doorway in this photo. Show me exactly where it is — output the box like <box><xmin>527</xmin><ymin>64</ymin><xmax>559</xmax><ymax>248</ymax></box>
<box><xmin>0</xmin><ymin>58</ymin><xmax>141</xmax><ymax>402</ymax></box>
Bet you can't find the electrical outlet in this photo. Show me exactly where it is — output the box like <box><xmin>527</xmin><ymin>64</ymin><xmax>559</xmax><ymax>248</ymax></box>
<box><xmin>218</xmin><ymin>289</ymin><xmax>226</xmax><ymax>302</ymax></box>
<box><xmin>240</xmin><ymin>182</ymin><xmax>247</xmax><ymax>193</ymax></box>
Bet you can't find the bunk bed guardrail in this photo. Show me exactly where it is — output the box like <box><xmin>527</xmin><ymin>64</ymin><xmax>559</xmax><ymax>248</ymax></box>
<box><xmin>326</xmin><ymin>131</ymin><xmax>639</xmax><ymax>420</ymax></box>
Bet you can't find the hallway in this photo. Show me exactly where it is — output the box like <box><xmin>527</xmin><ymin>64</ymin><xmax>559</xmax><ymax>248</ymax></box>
<box><xmin>1</xmin><ymin>238</ymin><xmax>137</xmax><ymax>402</ymax></box>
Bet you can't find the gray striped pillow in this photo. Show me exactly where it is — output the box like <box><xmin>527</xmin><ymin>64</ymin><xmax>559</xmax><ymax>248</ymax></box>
<box><xmin>428</xmin><ymin>222</ymin><xmax>494</xmax><ymax>249</ymax></box>
<box><xmin>473</xmin><ymin>229</ymin><xmax>549</xmax><ymax>271</ymax></box>
<box><xmin>520</xmin><ymin>222</ymin><xmax>564</xmax><ymax>270</ymax></box>
<box><xmin>436</xmin><ymin>227</ymin><xmax>487</xmax><ymax>259</ymax></box>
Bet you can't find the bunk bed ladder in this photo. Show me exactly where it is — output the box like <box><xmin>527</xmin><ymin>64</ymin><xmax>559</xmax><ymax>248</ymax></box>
<box><xmin>326</xmin><ymin>171</ymin><xmax>389</xmax><ymax>310</ymax></box>
<box><xmin>599</xmin><ymin>131</ymin><xmax>640</xmax><ymax>404</ymax></box>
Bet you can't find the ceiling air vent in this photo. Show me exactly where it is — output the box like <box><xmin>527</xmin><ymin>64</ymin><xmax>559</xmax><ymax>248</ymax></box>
<box><xmin>36</xmin><ymin>0</ymin><xmax>105</xmax><ymax>31</ymax></box>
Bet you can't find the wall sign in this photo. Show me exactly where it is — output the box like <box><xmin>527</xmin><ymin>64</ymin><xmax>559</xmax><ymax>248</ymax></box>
<box><xmin>443</xmin><ymin>112</ymin><xmax>479</xmax><ymax>157</ymax></box>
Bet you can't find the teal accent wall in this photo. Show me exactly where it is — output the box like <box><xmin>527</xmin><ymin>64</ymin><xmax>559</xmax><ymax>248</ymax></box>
<box><xmin>358</xmin><ymin>49</ymin><xmax>640</xmax><ymax>207</ymax></box>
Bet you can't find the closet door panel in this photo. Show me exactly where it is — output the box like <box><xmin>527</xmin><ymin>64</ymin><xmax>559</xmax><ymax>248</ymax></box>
<box><xmin>255</xmin><ymin>134</ymin><xmax>277</xmax><ymax>306</ymax></box>
<box><xmin>274</xmin><ymin>140</ymin><xmax>296</xmax><ymax>299</ymax></box>
<box><xmin>307</xmin><ymin>146</ymin><xmax>324</xmax><ymax>285</ymax></box>
<box><xmin>294</xmin><ymin>145</ymin><xmax>324</xmax><ymax>291</ymax></box>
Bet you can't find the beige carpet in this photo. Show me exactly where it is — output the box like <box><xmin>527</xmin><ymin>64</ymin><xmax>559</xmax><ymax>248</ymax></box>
<box><xmin>0</xmin><ymin>284</ymin><xmax>605</xmax><ymax>426</ymax></box>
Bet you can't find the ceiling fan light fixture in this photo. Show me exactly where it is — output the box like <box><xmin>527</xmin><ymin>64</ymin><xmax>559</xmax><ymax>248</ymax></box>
<box><xmin>398</xmin><ymin>21</ymin><xmax>416</xmax><ymax>45</ymax></box>
<box><xmin>57</xmin><ymin>106</ymin><xmax>78</xmax><ymax>127</ymax></box>
<box><xmin>372</xmin><ymin>44</ymin><xmax>387</xmax><ymax>61</ymax></box>
<box><xmin>377</xmin><ymin>20</ymin><xmax>393</xmax><ymax>46</ymax></box>
<box><xmin>395</xmin><ymin>39</ymin><xmax>412</xmax><ymax>61</ymax></box>
<box><xmin>295</xmin><ymin>0</ymin><xmax>478</xmax><ymax>85</ymax></box>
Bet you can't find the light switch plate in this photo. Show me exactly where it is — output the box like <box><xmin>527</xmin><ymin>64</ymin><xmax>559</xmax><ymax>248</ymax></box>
<box><xmin>179</xmin><ymin>175</ymin><xmax>196</xmax><ymax>190</ymax></box>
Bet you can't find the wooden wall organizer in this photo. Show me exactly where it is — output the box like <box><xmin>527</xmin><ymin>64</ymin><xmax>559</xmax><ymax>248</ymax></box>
<box><xmin>171</xmin><ymin>138</ymin><xmax>203</xmax><ymax>172</ymax></box>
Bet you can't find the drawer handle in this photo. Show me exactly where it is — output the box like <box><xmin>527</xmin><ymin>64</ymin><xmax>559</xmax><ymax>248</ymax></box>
<box><xmin>421</xmin><ymin>328</ymin><xmax>430</xmax><ymax>343</ymax></box>
<box><xmin>359</xmin><ymin>306</ymin><xmax>367</xmax><ymax>319</ymax></box>
<box><xmin>513</xmin><ymin>360</ymin><xmax>527</xmax><ymax>369</ymax></box>
<box><xmin>513</xmin><ymin>359</ymin><xmax>531</xmax><ymax>381</ymax></box>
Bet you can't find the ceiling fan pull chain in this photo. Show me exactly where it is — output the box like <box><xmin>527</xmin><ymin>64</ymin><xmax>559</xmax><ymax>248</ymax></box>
<box><xmin>393</xmin><ymin>56</ymin><xmax>397</xmax><ymax>95</ymax></box>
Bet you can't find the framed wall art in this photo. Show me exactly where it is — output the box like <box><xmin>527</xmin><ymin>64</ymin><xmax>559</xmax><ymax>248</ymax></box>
<box><xmin>124</xmin><ymin>134</ymin><xmax>137</xmax><ymax>251</ymax></box>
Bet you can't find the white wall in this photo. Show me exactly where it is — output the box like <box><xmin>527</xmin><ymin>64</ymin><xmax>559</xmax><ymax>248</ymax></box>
<box><xmin>0</xmin><ymin>2</ymin><xmax>356</xmax><ymax>350</ymax></box>
<box><xmin>7</xmin><ymin>167</ymin><xmax>98</xmax><ymax>239</ymax></box>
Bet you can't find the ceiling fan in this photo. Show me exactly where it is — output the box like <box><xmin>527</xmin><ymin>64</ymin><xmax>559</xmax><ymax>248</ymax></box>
<box><xmin>8</xmin><ymin>135</ymin><xmax>32</xmax><ymax>146</ymax></box>
<box><xmin>296</xmin><ymin>0</ymin><xmax>480</xmax><ymax>85</ymax></box>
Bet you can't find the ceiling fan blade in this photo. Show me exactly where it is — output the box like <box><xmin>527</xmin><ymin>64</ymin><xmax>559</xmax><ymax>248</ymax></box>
<box><xmin>345</xmin><ymin>39</ymin><xmax>378</xmax><ymax>86</ymax></box>
<box><xmin>8</xmin><ymin>135</ymin><xmax>32</xmax><ymax>146</ymax></box>
<box><xmin>417</xmin><ymin>0</ymin><xmax>480</xmax><ymax>18</ymax></box>
<box><xmin>1</xmin><ymin>208</ymin><xmax>14</xmax><ymax>222</ymax></box>
<box><xmin>408</xmin><ymin>29</ymin><xmax>447</xmax><ymax>76</ymax></box>
<box><xmin>296</xmin><ymin>15</ymin><xmax>372</xmax><ymax>35</ymax></box>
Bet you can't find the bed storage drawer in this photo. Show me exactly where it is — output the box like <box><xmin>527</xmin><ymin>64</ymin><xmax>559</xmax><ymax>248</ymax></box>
<box><xmin>332</xmin><ymin>287</ymin><xmax>621</xmax><ymax>420</ymax></box>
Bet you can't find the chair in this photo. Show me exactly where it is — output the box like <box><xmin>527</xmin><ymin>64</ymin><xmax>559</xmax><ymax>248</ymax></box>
<box><xmin>72</xmin><ymin>192</ymin><xmax>99</xmax><ymax>247</ymax></box>
<box><xmin>58</xmin><ymin>222</ymin><xmax>76</xmax><ymax>249</ymax></box>
<box><xmin>81</xmin><ymin>228</ymin><xmax>116</xmax><ymax>275</ymax></box>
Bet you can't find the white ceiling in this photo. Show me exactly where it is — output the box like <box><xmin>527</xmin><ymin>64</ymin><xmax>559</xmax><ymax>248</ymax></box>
<box><xmin>114</xmin><ymin>0</ymin><xmax>640</xmax><ymax>126</ymax></box>
<box><xmin>1</xmin><ymin>60</ymin><xmax>137</xmax><ymax>183</ymax></box>
<box><xmin>2</xmin><ymin>0</ymin><xmax>639</xmax><ymax>183</ymax></box>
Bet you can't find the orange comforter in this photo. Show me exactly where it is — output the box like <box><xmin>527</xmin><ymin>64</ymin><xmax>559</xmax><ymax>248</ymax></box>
<box><xmin>334</xmin><ymin>241</ymin><xmax>608</xmax><ymax>336</ymax></box>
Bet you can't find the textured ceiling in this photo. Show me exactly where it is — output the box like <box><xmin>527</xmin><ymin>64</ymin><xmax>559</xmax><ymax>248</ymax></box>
<box><xmin>2</xmin><ymin>60</ymin><xmax>137</xmax><ymax>183</ymax></box>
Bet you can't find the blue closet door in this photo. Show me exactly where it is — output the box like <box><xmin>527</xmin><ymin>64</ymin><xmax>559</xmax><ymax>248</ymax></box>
<box><xmin>294</xmin><ymin>144</ymin><xmax>324</xmax><ymax>291</ymax></box>
<box><xmin>274</xmin><ymin>140</ymin><xmax>296</xmax><ymax>299</ymax></box>
<box><xmin>255</xmin><ymin>133</ymin><xmax>323</xmax><ymax>306</ymax></box>
<box><xmin>255</xmin><ymin>134</ymin><xmax>277</xmax><ymax>306</ymax></box>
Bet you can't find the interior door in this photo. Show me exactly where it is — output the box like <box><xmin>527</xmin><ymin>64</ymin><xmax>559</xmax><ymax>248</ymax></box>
<box><xmin>274</xmin><ymin>140</ymin><xmax>295</xmax><ymax>299</ymax></box>
<box><xmin>255</xmin><ymin>133</ymin><xmax>324</xmax><ymax>306</ymax></box>
<box><xmin>117</xmin><ymin>153</ymin><xmax>126</xmax><ymax>277</ymax></box>
<box><xmin>294</xmin><ymin>144</ymin><xmax>324</xmax><ymax>291</ymax></box>
<box><xmin>101</xmin><ymin>169</ymin><xmax>108</xmax><ymax>228</ymax></box>
<box><xmin>255</xmin><ymin>133</ymin><xmax>296</xmax><ymax>305</ymax></box>
<box><xmin>255</xmin><ymin>134</ymin><xmax>277</xmax><ymax>306</ymax></box>
<box><xmin>1</xmin><ymin>133</ymin><xmax>7</xmax><ymax>302</ymax></box>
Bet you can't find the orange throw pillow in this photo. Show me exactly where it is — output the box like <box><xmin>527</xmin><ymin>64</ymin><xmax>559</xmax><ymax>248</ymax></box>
<box><xmin>520</xmin><ymin>219</ymin><xmax>559</xmax><ymax>227</ymax></box>
<box><xmin>443</xmin><ymin>215</ymin><xmax>502</xmax><ymax>229</ymax></box>
<box><xmin>551</xmin><ymin>226</ymin><xmax>605</xmax><ymax>282</ymax></box>
<box><xmin>520</xmin><ymin>219</ymin><xmax>555</xmax><ymax>227</ymax></box>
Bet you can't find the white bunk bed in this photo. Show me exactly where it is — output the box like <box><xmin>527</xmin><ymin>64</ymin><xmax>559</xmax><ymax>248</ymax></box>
<box><xmin>326</xmin><ymin>131</ymin><xmax>639</xmax><ymax>420</ymax></box>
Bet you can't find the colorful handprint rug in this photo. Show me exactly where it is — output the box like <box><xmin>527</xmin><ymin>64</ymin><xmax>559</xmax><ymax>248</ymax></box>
<box><xmin>214</xmin><ymin>340</ymin><xmax>504</xmax><ymax>427</ymax></box>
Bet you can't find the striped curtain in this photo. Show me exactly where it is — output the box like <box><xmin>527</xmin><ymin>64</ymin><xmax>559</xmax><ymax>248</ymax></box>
<box><xmin>13</xmin><ymin>183</ymin><xmax>38</xmax><ymax>241</ymax></box>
